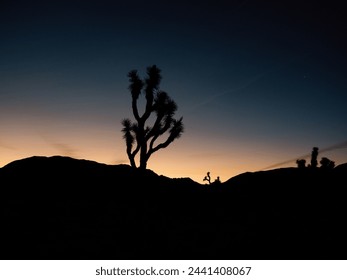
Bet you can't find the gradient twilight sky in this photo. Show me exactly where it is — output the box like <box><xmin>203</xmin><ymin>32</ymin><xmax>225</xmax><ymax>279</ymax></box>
<box><xmin>1</xmin><ymin>0</ymin><xmax>347</xmax><ymax>182</ymax></box>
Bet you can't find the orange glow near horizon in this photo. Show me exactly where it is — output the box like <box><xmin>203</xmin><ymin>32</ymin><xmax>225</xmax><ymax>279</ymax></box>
<box><xmin>1</xmin><ymin>118</ymin><xmax>347</xmax><ymax>184</ymax></box>
<box><xmin>1</xmin><ymin>106</ymin><xmax>347</xmax><ymax>183</ymax></box>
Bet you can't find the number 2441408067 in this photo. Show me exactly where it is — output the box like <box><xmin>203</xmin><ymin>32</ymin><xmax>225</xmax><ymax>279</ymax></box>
<box><xmin>187</xmin><ymin>267</ymin><xmax>251</xmax><ymax>276</ymax></box>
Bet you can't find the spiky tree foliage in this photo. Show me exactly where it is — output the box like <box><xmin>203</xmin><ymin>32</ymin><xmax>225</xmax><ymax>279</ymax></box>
<box><xmin>121</xmin><ymin>65</ymin><xmax>184</xmax><ymax>169</ymax></box>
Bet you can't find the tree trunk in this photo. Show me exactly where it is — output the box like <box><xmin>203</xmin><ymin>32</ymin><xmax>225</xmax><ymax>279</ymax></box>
<box><xmin>129</xmin><ymin>156</ymin><xmax>136</xmax><ymax>168</ymax></box>
<box><xmin>139</xmin><ymin>144</ymin><xmax>148</xmax><ymax>169</ymax></box>
<box><xmin>139</xmin><ymin>160</ymin><xmax>147</xmax><ymax>170</ymax></box>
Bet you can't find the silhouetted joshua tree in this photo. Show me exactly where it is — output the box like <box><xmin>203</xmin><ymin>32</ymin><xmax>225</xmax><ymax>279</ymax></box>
<box><xmin>121</xmin><ymin>65</ymin><xmax>184</xmax><ymax>169</ymax></box>
<box><xmin>320</xmin><ymin>157</ymin><xmax>335</xmax><ymax>169</ymax></box>
<box><xmin>296</xmin><ymin>159</ymin><xmax>306</xmax><ymax>168</ymax></box>
<box><xmin>203</xmin><ymin>172</ymin><xmax>211</xmax><ymax>184</ymax></box>
<box><xmin>310</xmin><ymin>147</ymin><xmax>319</xmax><ymax>168</ymax></box>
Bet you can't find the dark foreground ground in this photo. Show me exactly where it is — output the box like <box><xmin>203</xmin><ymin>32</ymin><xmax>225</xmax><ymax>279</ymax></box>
<box><xmin>1</xmin><ymin>156</ymin><xmax>346</xmax><ymax>259</ymax></box>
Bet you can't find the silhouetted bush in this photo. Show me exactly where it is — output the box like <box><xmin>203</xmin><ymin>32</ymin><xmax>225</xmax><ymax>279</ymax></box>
<box><xmin>296</xmin><ymin>159</ymin><xmax>306</xmax><ymax>168</ymax></box>
<box><xmin>320</xmin><ymin>157</ymin><xmax>335</xmax><ymax>169</ymax></box>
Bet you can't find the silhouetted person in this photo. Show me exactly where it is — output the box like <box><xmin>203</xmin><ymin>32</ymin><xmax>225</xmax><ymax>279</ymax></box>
<box><xmin>320</xmin><ymin>157</ymin><xmax>335</xmax><ymax>169</ymax></box>
<box><xmin>213</xmin><ymin>176</ymin><xmax>221</xmax><ymax>184</ymax></box>
<box><xmin>310</xmin><ymin>147</ymin><xmax>319</xmax><ymax>168</ymax></box>
<box><xmin>296</xmin><ymin>159</ymin><xmax>306</xmax><ymax>168</ymax></box>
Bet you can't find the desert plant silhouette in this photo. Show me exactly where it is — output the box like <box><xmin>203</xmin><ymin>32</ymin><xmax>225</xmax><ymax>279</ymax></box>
<box><xmin>203</xmin><ymin>172</ymin><xmax>211</xmax><ymax>184</ymax></box>
<box><xmin>121</xmin><ymin>65</ymin><xmax>184</xmax><ymax>169</ymax></box>
<box><xmin>320</xmin><ymin>157</ymin><xmax>335</xmax><ymax>169</ymax></box>
<box><xmin>296</xmin><ymin>159</ymin><xmax>306</xmax><ymax>168</ymax></box>
<box><xmin>297</xmin><ymin>148</ymin><xmax>336</xmax><ymax>170</ymax></box>
<box><xmin>261</xmin><ymin>140</ymin><xmax>347</xmax><ymax>171</ymax></box>
<box><xmin>310</xmin><ymin>147</ymin><xmax>319</xmax><ymax>168</ymax></box>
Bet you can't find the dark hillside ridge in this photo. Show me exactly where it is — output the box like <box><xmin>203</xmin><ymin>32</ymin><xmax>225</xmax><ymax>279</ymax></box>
<box><xmin>1</xmin><ymin>156</ymin><xmax>201</xmax><ymax>196</ymax></box>
<box><xmin>1</xmin><ymin>156</ymin><xmax>347</xmax><ymax>259</ymax></box>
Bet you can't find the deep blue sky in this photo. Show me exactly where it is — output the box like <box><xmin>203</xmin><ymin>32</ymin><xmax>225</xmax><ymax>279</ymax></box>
<box><xmin>1</xmin><ymin>0</ymin><xmax>346</xmax><ymax>181</ymax></box>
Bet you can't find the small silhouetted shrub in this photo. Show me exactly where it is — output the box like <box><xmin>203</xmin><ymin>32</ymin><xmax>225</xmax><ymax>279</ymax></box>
<box><xmin>320</xmin><ymin>157</ymin><xmax>335</xmax><ymax>169</ymax></box>
<box><xmin>296</xmin><ymin>159</ymin><xmax>306</xmax><ymax>168</ymax></box>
